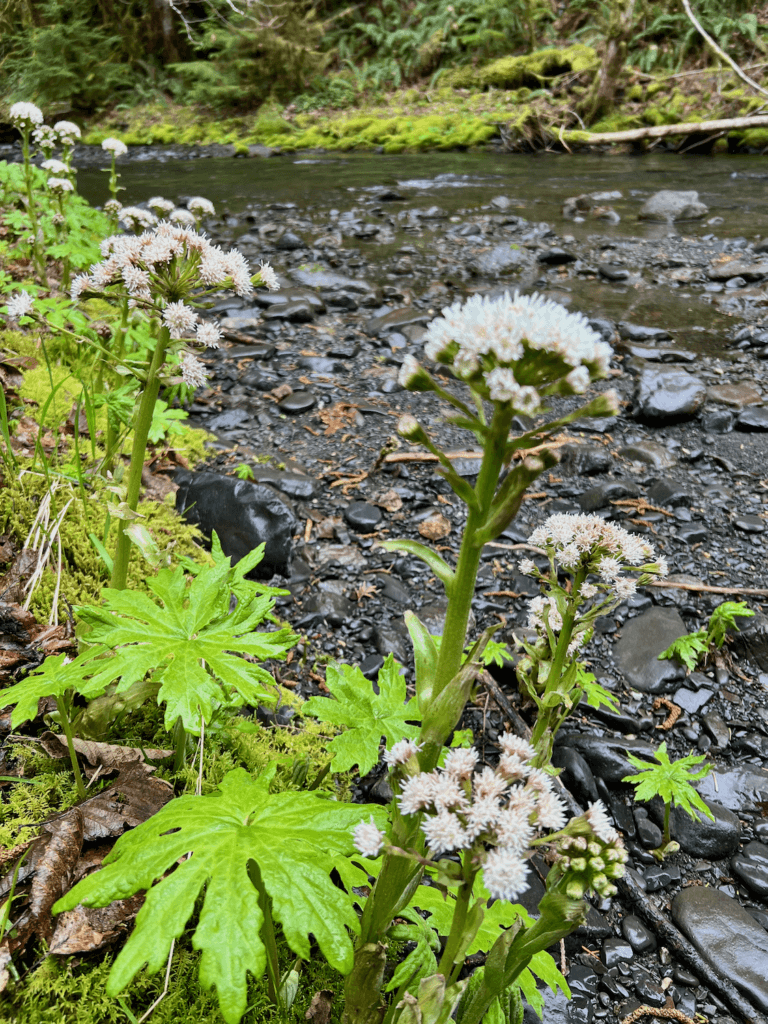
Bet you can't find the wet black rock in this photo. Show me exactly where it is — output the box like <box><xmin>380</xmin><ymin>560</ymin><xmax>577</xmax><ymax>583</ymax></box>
<box><xmin>598</xmin><ymin>263</ymin><xmax>631</xmax><ymax>281</ymax></box>
<box><xmin>262</xmin><ymin>298</ymin><xmax>317</xmax><ymax>322</ymax></box>
<box><xmin>736</xmin><ymin>406</ymin><xmax>768</xmax><ymax>431</ymax></box>
<box><xmin>697</xmin><ymin>766</ymin><xmax>768</xmax><ymax>813</ymax></box>
<box><xmin>734</xmin><ymin>514</ymin><xmax>766</xmax><ymax>534</ymax></box>
<box><xmin>672</xmin><ymin>886</ymin><xmax>768</xmax><ymax>1013</ymax></box>
<box><xmin>730</xmin><ymin>610</ymin><xmax>768</xmax><ymax>671</ymax></box>
<box><xmin>617</xmin><ymin>322</ymin><xmax>672</xmax><ymax>342</ymax></box>
<box><xmin>278</xmin><ymin>391</ymin><xmax>316</xmax><ymax>414</ymax></box>
<box><xmin>634</xmin><ymin>972</ymin><xmax>666</xmax><ymax>1007</ymax></box>
<box><xmin>638</xmin><ymin>190</ymin><xmax>708</xmax><ymax>221</ymax></box>
<box><xmin>175</xmin><ymin>470</ymin><xmax>295</xmax><ymax>579</ymax></box>
<box><xmin>702</xmin><ymin>408</ymin><xmax>735</xmax><ymax>433</ymax></box>
<box><xmin>206</xmin><ymin>408</ymin><xmax>251</xmax><ymax>432</ymax></box>
<box><xmin>470</xmin><ymin>242</ymin><xmax>525</xmax><ymax>276</ymax></box>
<box><xmin>537</xmin><ymin>247</ymin><xmax>576</xmax><ymax>265</ymax></box>
<box><xmin>250</xmin><ymin>467</ymin><xmax>316</xmax><ymax>499</ymax></box>
<box><xmin>375</xmin><ymin>574</ymin><xmax>411</xmax><ymax>605</ymax></box>
<box><xmin>673</xmin><ymin>685</ymin><xmax>714</xmax><ymax>714</ymax></box>
<box><xmin>617</xmin><ymin>440</ymin><xmax>676</xmax><ymax>469</ymax></box>
<box><xmin>360</xmin><ymin>653</ymin><xmax>385</xmax><ymax>680</ymax></box>
<box><xmin>559</xmin><ymin>444</ymin><xmax>612</xmax><ymax>477</ymax></box>
<box><xmin>613</xmin><ymin>606</ymin><xmax>687</xmax><ymax>693</ymax></box>
<box><xmin>577</xmin><ymin>480</ymin><xmax>639</xmax><ymax>512</ymax></box>
<box><xmin>702</xmin><ymin>710</ymin><xmax>730</xmax><ymax>748</ymax></box>
<box><xmin>633</xmin><ymin>367</ymin><xmax>707</xmax><ymax>424</ymax></box>
<box><xmin>304</xmin><ymin>583</ymin><xmax>354</xmax><ymax>627</ymax></box>
<box><xmin>622</xmin><ymin>915</ymin><xmax>657</xmax><ymax>954</ymax></box>
<box><xmin>373</xmin><ymin>624</ymin><xmax>408</xmax><ymax>663</ymax></box>
<box><xmin>276</xmin><ymin>230</ymin><xmax>304</xmax><ymax>250</ymax></box>
<box><xmin>601</xmin><ymin>936</ymin><xmax>633</xmax><ymax>967</ymax></box>
<box><xmin>556</xmin><ymin>734</ymin><xmax>657</xmax><ymax>785</ymax></box>
<box><xmin>646</xmin><ymin>478</ymin><xmax>692</xmax><ymax>508</ymax></box>
<box><xmin>344</xmin><ymin>502</ymin><xmax>382</xmax><ymax>531</ymax></box>
<box><xmin>731</xmin><ymin>841</ymin><xmax>768</xmax><ymax>897</ymax></box>
<box><xmin>364</xmin><ymin>306</ymin><xmax>433</xmax><ymax>337</ymax></box>
<box><xmin>636</xmin><ymin>816</ymin><xmax>663</xmax><ymax>849</ymax></box>
<box><xmin>552</xmin><ymin>746</ymin><xmax>599</xmax><ymax>805</ymax></box>
<box><xmin>643</xmin><ymin>863</ymin><xmax>681</xmax><ymax>891</ymax></box>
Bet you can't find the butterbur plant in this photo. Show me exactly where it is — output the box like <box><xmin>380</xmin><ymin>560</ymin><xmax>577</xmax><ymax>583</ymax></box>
<box><xmin>516</xmin><ymin>513</ymin><xmax>668</xmax><ymax>765</ymax></box>
<box><xmin>101</xmin><ymin>137</ymin><xmax>128</xmax><ymax>229</ymax></box>
<box><xmin>659</xmin><ymin>599</ymin><xmax>754</xmax><ymax>673</ymax></box>
<box><xmin>623</xmin><ymin>742</ymin><xmax>713</xmax><ymax>859</ymax></box>
<box><xmin>7</xmin><ymin>219</ymin><xmax>280</xmax><ymax>589</ymax></box>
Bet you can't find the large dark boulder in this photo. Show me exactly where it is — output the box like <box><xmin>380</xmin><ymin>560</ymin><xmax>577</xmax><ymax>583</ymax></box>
<box><xmin>175</xmin><ymin>470</ymin><xmax>295</xmax><ymax>579</ymax></box>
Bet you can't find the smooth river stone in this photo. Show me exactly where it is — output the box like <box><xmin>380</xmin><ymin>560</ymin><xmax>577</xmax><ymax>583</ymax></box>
<box><xmin>672</xmin><ymin>886</ymin><xmax>768</xmax><ymax>1013</ymax></box>
<box><xmin>613</xmin><ymin>606</ymin><xmax>687</xmax><ymax>693</ymax></box>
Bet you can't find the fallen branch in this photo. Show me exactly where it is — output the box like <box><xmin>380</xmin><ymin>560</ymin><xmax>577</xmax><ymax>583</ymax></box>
<box><xmin>617</xmin><ymin>872</ymin><xmax>768</xmax><ymax>1024</ymax></box>
<box><xmin>564</xmin><ymin>113</ymin><xmax>768</xmax><ymax>145</ymax></box>
<box><xmin>680</xmin><ymin>0</ymin><xmax>768</xmax><ymax>99</ymax></box>
<box><xmin>645</xmin><ymin>580</ymin><xmax>768</xmax><ymax>597</ymax></box>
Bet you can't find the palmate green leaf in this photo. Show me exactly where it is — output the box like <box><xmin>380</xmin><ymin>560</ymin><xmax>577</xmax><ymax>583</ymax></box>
<box><xmin>303</xmin><ymin>654</ymin><xmax>419</xmax><ymax>775</ymax></box>
<box><xmin>658</xmin><ymin>631</ymin><xmax>709</xmax><ymax>673</ymax></box>
<box><xmin>53</xmin><ymin>767</ymin><xmax>387</xmax><ymax>1024</ymax></box>
<box><xmin>622</xmin><ymin>742</ymin><xmax>714</xmax><ymax>823</ymax></box>
<box><xmin>0</xmin><ymin>554</ymin><xmax>297</xmax><ymax>734</ymax></box>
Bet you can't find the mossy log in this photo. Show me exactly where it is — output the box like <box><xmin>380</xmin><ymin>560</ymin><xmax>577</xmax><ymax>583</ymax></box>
<box><xmin>563</xmin><ymin>113</ymin><xmax>768</xmax><ymax>145</ymax></box>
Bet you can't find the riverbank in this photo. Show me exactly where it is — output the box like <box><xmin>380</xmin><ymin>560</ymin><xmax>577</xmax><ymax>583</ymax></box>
<box><xmin>74</xmin><ymin>50</ymin><xmax>768</xmax><ymax>156</ymax></box>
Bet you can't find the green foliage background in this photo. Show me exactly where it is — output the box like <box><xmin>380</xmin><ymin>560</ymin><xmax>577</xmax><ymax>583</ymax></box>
<box><xmin>0</xmin><ymin>0</ymin><xmax>766</xmax><ymax>115</ymax></box>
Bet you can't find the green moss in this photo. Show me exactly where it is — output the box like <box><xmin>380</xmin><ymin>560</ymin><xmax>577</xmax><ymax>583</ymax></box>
<box><xmin>646</xmin><ymin>81</ymin><xmax>665</xmax><ymax>98</ymax></box>
<box><xmin>4</xmin><ymin>926</ymin><xmax>347</xmax><ymax>1024</ymax></box>
<box><xmin>443</xmin><ymin>44</ymin><xmax>597</xmax><ymax>91</ymax></box>
<box><xmin>0</xmin><ymin>748</ymin><xmax>83</xmax><ymax>850</ymax></box>
<box><xmin>0</xmin><ymin>472</ymin><xmax>207</xmax><ymax>622</ymax></box>
<box><xmin>738</xmin><ymin>127</ymin><xmax>768</xmax><ymax>148</ymax></box>
<box><xmin>625</xmin><ymin>83</ymin><xmax>644</xmax><ymax>102</ymax></box>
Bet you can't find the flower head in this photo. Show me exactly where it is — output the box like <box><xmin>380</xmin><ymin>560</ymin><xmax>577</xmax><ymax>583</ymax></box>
<box><xmin>422</xmin><ymin>290</ymin><xmax>612</xmax><ymax>409</ymax></box>
<box><xmin>422</xmin><ymin>811</ymin><xmax>471</xmax><ymax>853</ymax></box>
<box><xmin>383</xmin><ymin>739</ymin><xmax>423</xmax><ymax>766</ymax></box>
<box><xmin>586</xmin><ymin>801</ymin><xmax>618</xmax><ymax>844</ymax></box>
<box><xmin>163</xmin><ymin>301</ymin><xmax>198</xmax><ymax>339</ymax></box>
<box><xmin>33</xmin><ymin>124</ymin><xmax>57</xmax><ymax>152</ymax></box>
<box><xmin>10</xmin><ymin>102</ymin><xmax>43</xmax><ymax>127</ymax></box>
<box><xmin>353</xmin><ymin>817</ymin><xmax>386</xmax><ymax>858</ymax></box>
<box><xmin>104</xmin><ymin>198</ymin><xmax>122</xmax><ymax>216</ymax></box>
<box><xmin>101</xmin><ymin>137</ymin><xmax>128</xmax><ymax>157</ymax></box>
<box><xmin>195</xmin><ymin>321</ymin><xmax>222</xmax><ymax>349</ymax></box>
<box><xmin>70</xmin><ymin>274</ymin><xmax>92</xmax><ymax>300</ymax></box>
<box><xmin>54</xmin><ymin>120</ymin><xmax>81</xmax><ymax>144</ymax></box>
<box><xmin>6</xmin><ymin>291</ymin><xmax>34</xmax><ymax>319</ymax></box>
<box><xmin>180</xmin><ymin>352</ymin><xmax>208</xmax><ymax>390</ymax></box>
<box><xmin>258</xmin><ymin>260</ymin><xmax>279</xmax><ymax>291</ymax></box>
<box><xmin>41</xmin><ymin>158</ymin><xmax>67</xmax><ymax>174</ymax></box>
<box><xmin>147</xmin><ymin>197</ymin><xmax>175</xmax><ymax>215</ymax></box>
<box><xmin>47</xmin><ymin>177</ymin><xmax>73</xmax><ymax>193</ymax></box>
<box><xmin>170</xmin><ymin>208</ymin><xmax>196</xmax><ymax>226</ymax></box>
<box><xmin>188</xmin><ymin>196</ymin><xmax>215</xmax><ymax>217</ymax></box>
<box><xmin>482</xmin><ymin>846</ymin><xmax>529</xmax><ymax>901</ymax></box>
<box><xmin>119</xmin><ymin>206</ymin><xmax>157</xmax><ymax>232</ymax></box>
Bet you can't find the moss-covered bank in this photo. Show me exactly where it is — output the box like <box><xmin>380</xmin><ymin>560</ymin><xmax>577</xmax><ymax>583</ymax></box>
<box><xmin>82</xmin><ymin>46</ymin><xmax>768</xmax><ymax>155</ymax></box>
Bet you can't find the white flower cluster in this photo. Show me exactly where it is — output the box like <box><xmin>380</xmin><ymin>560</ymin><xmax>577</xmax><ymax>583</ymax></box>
<box><xmin>47</xmin><ymin>177</ymin><xmax>73</xmax><ymax>194</ymax></box>
<box><xmin>523</xmin><ymin>512</ymin><xmax>668</xmax><ymax>615</ymax></box>
<box><xmin>5</xmin><ymin>290</ymin><xmax>35</xmax><ymax>319</ymax></box>
<box><xmin>9</xmin><ymin>102</ymin><xmax>43</xmax><ymax>127</ymax></box>
<box><xmin>147</xmin><ymin>197</ymin><xmax>175</xmax><ymax>216</ymax></box>
<box><xmin>54</xmin><ymin>120</ymin><xmax>80</xmax><ymax>146</ymax></box>
<box><xmin>101</xmin><ymin>137</ymin><xmax>128</xmax><ymax>157</ymax></box>
<box><xmin>180</xmin><ymin>352</ymin><xmax>208</xmax><ymax>390</ymax></box>
<box><xmin>119</xmin><ymin>206</ymin><xmax>158</xmax><ymax>232</ymax></box>
<box><xmin>410</xmin><ymin>290</ymin><xmax>612</xmax><ymax>413</ymax></box>
<box><xmin>188</xmin><ymin>196</ymin><xmax>215</xmax><ymax>217</ymax></box>
<box><xmin>170</xmin><ymin>208</ymin><xmax>196</xmax><ymax>226</ymax></box>
<box><xmin>72</xmin><ymin>221</ymin><xmax>254</xmax><ymax>303</ymax></box>
<box><xmin>33</xmin><ymin>125</ymin><xmax>58</xmax><ymax>152</ymax></box>
<box><xmin>41</xmin><ymin>158</ymin><xmax>68</xmax><ymax>175</ymax></box>
<box><xmin>400</xmin><ymin>734</ymin><xmax>566</xmax><ymax>901</ymax></box>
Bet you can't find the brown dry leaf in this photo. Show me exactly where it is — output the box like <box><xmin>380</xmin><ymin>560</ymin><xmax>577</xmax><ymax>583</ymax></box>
<box><xmin>271</xmin><ymin>383</ymin><xmax>293</xmax><ymax>401</ymax></box>
<box><xmin>418</xmin><ymin>513</ymin><xmax>452</xmax><ymax>541</ymax></box>
<box><xmin>305</xmin><ymin>990</ymin><xmax>334</xmax><ymax>1024</ymax></box>
<box><xmin>375</xmin><ymin>489</ymin><xmax>403</xmax><ymax>513</ymax></box>
<box><xmin>37</xmin><ymin>733</ymin><xmax>173</xmax><ymax>778</ymax></box>
<box><xmin>318</xmin><ymin>402</ymin><xmax>358</xmax><ymax>437</ymax></box>
<box><xmin>0</xmin><ymin>554</ymin><xmax>38</xmax><ymax>606</ymax></box>
<box><xmin>77</xmin><ymin>764</ymin><xmax>174</xmax><ymax>841</ymax></box>
<box><xmin>140</xmin><ymin>466</ymin><xmax>178</xmax><ymax>503</ymax></box>
<box><xmin>50</xmin><ymin>894</ymin><xmax>144</xmax><ymax>955</ymax></box>
<box><xmin>0</xmin><ymin>808</ymin><xmax>83</xmax><ymax>991</ymax></box>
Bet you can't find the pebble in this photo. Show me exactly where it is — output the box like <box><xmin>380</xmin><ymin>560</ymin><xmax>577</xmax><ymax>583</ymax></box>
<box><xmin>601</xmin><ymin>937</ymin><xmax>634</xmax><ymax>967</ymax></box>
<box><xmin>278</xmin><ymin>391</ymin><xmax>316</xmax><ymax>414</ymax></box>
<box><xmin>343</xmin><ymin>502</ymin><xmax>383</xmax><ymax>531</ymax></box>
<box><xmin>621</xmin><ymin>915</ymin><xmax>657</xmax><ymax>953</ymax></box>
<box><xmin>613</xmin><ymin>606</ymin><xmax>688</xmax><ymax>693</ymax></box>
<box><xmin>731</xmin><ymin>841</ymin><xmax>768</xmax><ymax>897</ymax></box>
<box><xmin>633</xmin><ymin>367</ymin><xmax>707</xmax><ymax>424</ymax></box>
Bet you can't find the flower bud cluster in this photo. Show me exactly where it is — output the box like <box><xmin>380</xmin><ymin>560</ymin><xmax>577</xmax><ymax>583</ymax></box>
<box><xmin>102</xmin><ymin>137</ymin><xmax>128</xmax><ymax>157</ymax></box>
<box><xmin>553</xmin><ymin>801</ymin><xmax>628</xmax><ymax>899</ymax></box>
<box><xmin>399</xmin><ymin>291</ymin><xmax>612</xmax><ymax>415</ymax></box>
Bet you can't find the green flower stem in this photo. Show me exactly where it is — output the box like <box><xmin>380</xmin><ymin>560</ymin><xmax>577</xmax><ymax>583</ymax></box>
<box><xmin>436</xmin><ymin>860</ymin><xmax>477</xmax><ymax>979</ymax></box>
<box><xmin>663</xmin><ymin>801</ymin><xmax>671</xmax><ymax>847</ymax></box>
<box><xmin>20</xmin><ymin>129</ymin><xmax>46</xmax><ymax>285</ymax></box>
<box><xmin>56</xmin><ymin>693</ymin><xmax>87</xmax><ymax>801</ymax></box>
<box><xmin>529</xmin><ymin>571</ymin><xmax>585</xmax><ymax>767</ymax></box>
<box><xmin>109</xmin><ymin>325</ymin><xmax>170</xmax><ymax>590</ymax></box>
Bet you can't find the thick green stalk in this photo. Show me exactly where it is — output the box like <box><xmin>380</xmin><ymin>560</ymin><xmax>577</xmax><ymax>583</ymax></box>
<box><xmin>436</xmin><ymin>861</ymin><xmax>476</xmax><ymax>978</ymax></box>
<box><xmin>344</xmin><ymin>407</ymin><xmax>515</xmax><ymax>1024</ymax></box>
<box><xmin>109</xmin><ymin>325</ymin><xmax>170</xmax><ymax>590</ymax></box>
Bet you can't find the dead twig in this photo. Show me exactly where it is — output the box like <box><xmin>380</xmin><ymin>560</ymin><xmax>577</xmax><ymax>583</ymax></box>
<box><xmin>620</xmin><ymin>1006</ymin><xmax>696</xmax><ymax>1024</ymax></box>
<box><xmin>653</xmin><ymin>697</ymin><xmax>681</xmax><ymax>731</ymax></box>
<box><xmin>564</xmin><ymin>113</ymin><xmax>768</xmax><ymax>146</ymax></box>
<box><xmin>680</xmin><ymin>0</ymin><xmax>768</xmax><ymax>99</ymax></box>
<box><xmin>645</xmin><ymin>580</ymin><xmax>768</xmax><ymax>597</ymax></box>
